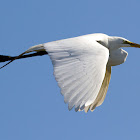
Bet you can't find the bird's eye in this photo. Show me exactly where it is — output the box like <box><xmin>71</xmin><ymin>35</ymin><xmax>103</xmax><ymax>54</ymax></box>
<box><xmin>123</xmin><ymin>40</ymin><xmax>128</xmax><ymax>44</ymax></box>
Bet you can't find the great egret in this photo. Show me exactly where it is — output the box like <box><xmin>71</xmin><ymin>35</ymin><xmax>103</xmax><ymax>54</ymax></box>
<box><xmin>0</xmin><ymin>33</ymin><xmax>140</xmax><ymax>112</ymax></box>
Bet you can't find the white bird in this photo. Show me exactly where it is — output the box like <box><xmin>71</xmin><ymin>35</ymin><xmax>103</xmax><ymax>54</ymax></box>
<box><xmin>0</xmin><ymin>33</ymin><xmax>140</xmax><ymax>112</ymax></box>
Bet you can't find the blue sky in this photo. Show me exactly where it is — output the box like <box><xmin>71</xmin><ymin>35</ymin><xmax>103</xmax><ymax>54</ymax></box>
<box><xmin>0</xmin><ymin>0</ymin><xmax>140</xmax><ymax>140</ymax></box>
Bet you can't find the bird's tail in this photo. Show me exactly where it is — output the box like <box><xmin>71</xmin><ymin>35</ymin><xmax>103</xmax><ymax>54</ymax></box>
<box><xmin>0</xmin><ymin>44</ymin><xmax>47</xmax><ymax>69</ymax></box>
<box><xmin>25</xmin><ymin>44</ymin><xmax>45</xmax><ymax>53</ymax></box>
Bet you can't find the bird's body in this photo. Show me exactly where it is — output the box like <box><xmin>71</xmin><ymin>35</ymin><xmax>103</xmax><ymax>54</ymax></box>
<box><xmin>1</xmin><ymin>33</ymin><xmax>140</xmax><ymax>112</ymax></box>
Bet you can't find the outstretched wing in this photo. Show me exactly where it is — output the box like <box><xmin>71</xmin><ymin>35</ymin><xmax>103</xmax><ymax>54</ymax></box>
<box><xmin>44</xmin><ymin>35</ymin><xmax>109</xmax><ymax>111</ymax></box>
<box><xmin>84</xmin><ymin>66</ymin><xmax>111</xmax><ymax>112</ymax></box>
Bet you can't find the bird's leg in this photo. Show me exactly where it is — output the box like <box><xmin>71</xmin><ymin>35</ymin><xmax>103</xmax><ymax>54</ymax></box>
<box><xmin>0</xmin><ymin>51</ymin><xmax>48</xmax><ymax>63</ymax></box>
<box><xmin>0</xmin><ymin>55</ymin><xmax>14</xmax><ymax>62</ymax></box>
<box><xmin>0</xmin><ymin>51</ymin><xmax>48</xmax><ymax>69</ymax></box>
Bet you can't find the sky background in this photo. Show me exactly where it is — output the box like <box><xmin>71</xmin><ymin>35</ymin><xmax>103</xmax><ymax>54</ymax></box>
<box><xmin>0</xmin><ymin>0</ymin><xmax>140</xmax><ymax>140</ymax></box>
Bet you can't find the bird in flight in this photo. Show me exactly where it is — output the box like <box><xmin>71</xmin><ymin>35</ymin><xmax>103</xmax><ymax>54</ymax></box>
<box><xmin>0</xmin><ymin>33</ymin><xmax>140</xmax><ymax>112</ymax></box>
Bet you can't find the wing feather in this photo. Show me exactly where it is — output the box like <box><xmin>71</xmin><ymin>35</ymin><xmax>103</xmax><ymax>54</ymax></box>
<box><xmin>84</xmin><ymin>66</ymin><xmax>111</xmax><ymax>112</ymax></box>
<box><xmin>44</xmin><ymin>35</ymin><xmax>109</xmax><ymax>112</ymax></box>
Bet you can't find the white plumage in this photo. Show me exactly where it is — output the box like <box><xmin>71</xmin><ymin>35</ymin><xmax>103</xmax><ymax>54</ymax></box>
<box><xmin>1</xmin><ymin>33</ymin><xmax>140</xmax><ymax>112</ymax></box>
<box><xmin>44</xmin><ymin>34</ymin><xmax>109</xmax><ymax>111</ymax></box>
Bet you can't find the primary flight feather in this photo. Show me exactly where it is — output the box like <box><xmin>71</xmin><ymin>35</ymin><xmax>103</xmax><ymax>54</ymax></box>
<box><xmin>1</xmin><ymin>33</ymin><xmax>140</xmax><ymax>112</ymax></box>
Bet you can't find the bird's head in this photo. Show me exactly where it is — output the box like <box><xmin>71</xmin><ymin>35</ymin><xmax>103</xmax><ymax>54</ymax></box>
<box><xmin>108</xmin><ymin>36</ymin><xmax>140</xmax><ymax>50</ymax></box>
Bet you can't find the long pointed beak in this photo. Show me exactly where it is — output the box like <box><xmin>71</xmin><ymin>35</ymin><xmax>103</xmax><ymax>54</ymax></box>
<box><xmin>129</xmin><ymin>42</ymin><xmax>140</xmax><ymax>48</ymax></box>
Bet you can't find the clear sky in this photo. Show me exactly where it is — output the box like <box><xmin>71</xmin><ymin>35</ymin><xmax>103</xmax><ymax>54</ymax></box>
<box><xmin>0</xmin><ymin>0</ymin><xmax>140</xmax><ymax>140</ymax></box>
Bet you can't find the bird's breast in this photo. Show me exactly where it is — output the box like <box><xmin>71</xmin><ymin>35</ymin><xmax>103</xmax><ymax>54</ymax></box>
<box><xmin>107</xmin><ymin>48</ymin><xmax>128</xmax><ymax>66</ymax></box>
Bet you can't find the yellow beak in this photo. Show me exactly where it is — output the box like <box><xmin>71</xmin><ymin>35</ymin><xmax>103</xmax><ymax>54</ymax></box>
<box><xmin>129</xmin><ymin>41</ymin><xmax>140</xmax><ymax>48</ymax></box>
